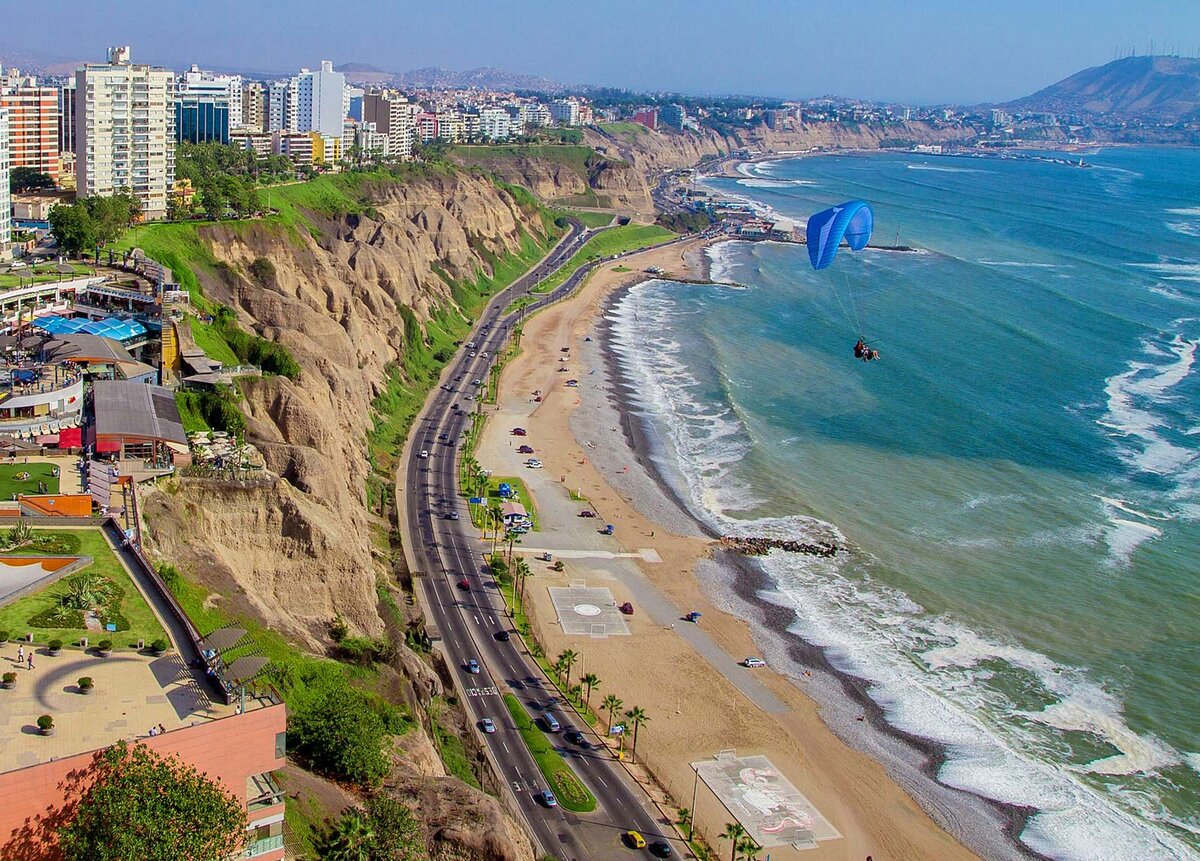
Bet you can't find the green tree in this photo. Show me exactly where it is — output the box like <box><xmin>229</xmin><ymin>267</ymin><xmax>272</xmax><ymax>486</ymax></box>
<box><xmin>557</xmin><ymin>648</ymin><xmax>579</xmax><ymax>691</ymax></box>
<box><xmin>317</xmin><ymin>795</ymin><xmax>423</xmax><ymax>861</ymax></box>
<box><xmin>719</xmin><ymin>822</ymin><xmax>747</xmax><ymax>861</ymax></box>
<box><xmin>48</xmin><ymin>201</ymin><xmax>98</xmax><ymax>256</ymax></box>
<box><xmin>197</xmin><ymin>181</ymin><xmax>225</xmax><ymax>220</ymax></box>
<box><xmin>602</xmin><ymin>694</ymin><xmax>623</xmax><ymax>729</ymax></box>
<box><xmin>10</xmin><ymin>166</ymin><xmax>55</xmax><ymax>192</ymax></box>
<box><xmin>676</xmin><ymin>807</ymin><xmax>693</xmax><ymax>839</ymax></box>
<box><xmin>289</xmin><ymin>685</ymin><xmax>392</xmax><ymax>786</ymax></box>
<box><xmin>581</xmin><ymin>672</ymin><xmax>600</xmax><ymax>709</ymax></box>
<box><xmin>56</xmin><ymin>740</ymin><xmax>246</xmax><ymax>861</ymax></box>
<box><xmin>738</xmin><ymin>837</ymin><xmax>762</xmax><ymax>861</ymax></box>
<box><xmin>623</xmin><ymin>705</ymin><xmax>649</xmax><ymax>763</ymax></box>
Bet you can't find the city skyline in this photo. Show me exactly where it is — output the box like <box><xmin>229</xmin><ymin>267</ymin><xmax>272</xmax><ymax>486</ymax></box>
<box><xmin>3</xmin><ymin>0</ymin><xmax>1199</xmax><ymax>104</ymax></box>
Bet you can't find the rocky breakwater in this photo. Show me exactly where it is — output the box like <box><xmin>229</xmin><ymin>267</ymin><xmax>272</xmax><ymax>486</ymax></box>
<box><xmin>720</xmin><ymin>534</ymin><xmax>839</xmax><ymax>558</ymax></box>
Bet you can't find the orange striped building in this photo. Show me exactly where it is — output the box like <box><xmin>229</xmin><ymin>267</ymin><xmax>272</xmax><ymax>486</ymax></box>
<box><xmin>0</xmin><ymin>78</ymin><xmax>60</xmax><ymax>182</ymax></box>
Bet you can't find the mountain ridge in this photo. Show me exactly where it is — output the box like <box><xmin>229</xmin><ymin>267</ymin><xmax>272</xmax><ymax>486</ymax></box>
<box><xmin>1004</xmin><ymin>55</ymin><xmax>1200</xmax><ymax>121</ymax></box>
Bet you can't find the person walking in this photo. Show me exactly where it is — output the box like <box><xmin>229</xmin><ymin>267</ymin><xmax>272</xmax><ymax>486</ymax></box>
<box><xmin>26</xmin><ymin>653</ymin><xmax>34</xmax><ymax>671</ymax></box>
<box><xmin>16</xmin><ymin>645</ymin><xmax>24</xmax><ymax>664</ymax></box>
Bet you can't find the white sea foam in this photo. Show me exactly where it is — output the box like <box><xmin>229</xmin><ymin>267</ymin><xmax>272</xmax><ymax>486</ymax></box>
<box><xmin>1167</xmin><ymin>207</ymin><xmax>1200</xmax><ymax>217</ymax></box>
<box><xmin>736</xmin><ymin>178</ymin><xmax>818</xmax><ymax>189</ymax></box>
<box><xmin>977</xmin><ymin>259</ymin><xmax>1060</xmax><ymax>268</ymax></box>
<box><xmin>1166</xmin><ymin>221</ymin><xmax>1200</xmax><ymax>237</ymax></box>
<box><xmin>705</xmin><ymin>241</ymin><xmax>741</xmax><ymax>284</ymax></box>
<box><xmin>607</xmin><ymin>279</ymin><xmax>1200</xmax><ymax>861</ymax></box>
<box><xmin>1132</xmin><ymin>262</ymin><xmax>1200</xmax><ymax>284</ymax></box>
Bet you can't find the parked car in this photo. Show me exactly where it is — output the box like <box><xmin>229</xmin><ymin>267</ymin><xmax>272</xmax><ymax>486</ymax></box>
<box><xmin>601</xmin><ymin>524</ymin><xmax>615</xmax><ymax>535</ymax></box>
<box><xmin>649</xmin><ymin>841</ymin><xmax>674</xmax><ymax>858</ymax></box>
<box><xmin>743</xmin><ymin>657</ymin><xmax>767</xmax><ymax>668</ymax></box>
<box><xmin>465</xmin><ymin>659</ymin><xmax>481</xmax><ymax>674</ymax></box>
<box><xmin>619</xmin><ymin>601</ymin><xmax>634</xmax><ymax>615</ymax></box>
<box><xmin>511</xmin><ymin>427</ymin><xmax>527</xmax><ymax>436</ymax></box>
<box><xmin>538</xmin><ymin>790</ymin><xmax>558</xmax><ymax>808</ymax></box>
<box><xmin>526</xmin><ymin>459</ymin><xmax>543</xmax><ymax>469</ymax></box>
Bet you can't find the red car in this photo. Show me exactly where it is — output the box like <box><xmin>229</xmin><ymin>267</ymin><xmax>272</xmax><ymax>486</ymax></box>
<box><xmin>518</xmin><ymin>445</ymin><xmax>534</xmax><ymax>454</ymax></box>
<box><xmin>511</xmin><ymin>428</ymin><xmax>527</xmax><ymax>436</ymax></box>
<box><xmin>578</xmin><ymin>510</ymin><xmax>596</xmax><ymax>518</ymax></box>
<box><xmin>457</xmin><ymin>578</ymin><xmax>470</xmax><ymax>590</ymax></box>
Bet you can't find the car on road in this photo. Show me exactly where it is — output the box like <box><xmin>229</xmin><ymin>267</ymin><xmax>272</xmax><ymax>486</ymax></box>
<box><xmin>465</xmin><ymin>659</ymin><xmax>481</xmax><ymax>674</ymax></box>
<box><xmin>454</xmin><ymin>374</ymin><xmax>463</xmax><ymax>381</ymax></box>
<box><xmin>538</xmin><ymin>790</ymin><xmax>558</xmax><ymax>808</ymax></box>
<box><xmin>578</xmin><ymin>510</ymin><xmax>596</xmax><ymax>518</ymax></box>
<box><xmin>541</xmin><ymin>712</ymin><xmax>561</xmax><ymax>733</ymax></box>
<box><xmin>565</xmin><ymin>379</ymin><xmax>579</xmax><ymax>387</ymax></box>
<box><xmin>649</xmin><ymin>841</ymin><xmax>674</xmax><ymax>858</ymax></box>
<box><xmin>525</xmin><ymin>459</ymin><xmax>543</xmax><ymax>469</ymax></box>
<box><xmin>419</xmin><ymin>450</ymin><xmax>429</xmax><ymax>459</ymax></box>
<box><xmin>494</xmin><ymin>630</ymin><xmax>511</xmax><ymax>642</ymax></box>
<box><xmin>743</xmin><ymin>657</ymin><xmax>767</xmax><ymax>668</ymax></box>
<box><xmin>457</xmin><ymin>578</ymin><xmax>470</xmax><ymax>590</ymax></box>
<box><xmin>624</xmin><ymin>831</ymin><xmax>647</xmax><ymax>849</ymax></box>
<box><xmin>518</xmin><ymin>444</ymin><xmax>534</xmax><ymax>454</ymax></box>
<box><xmin>438</xmin><ymin>433</ymin><xmax>448</xmax><ymax>441</ymax></box>
<box><xmin>447</xmin><ymin>511</ymin><xmax>460</xmax><ymax>521</ymax></box>
<box><xmin>511</xmin><ymin>427</ymin><xmax>527</xmax><ymax>436</ymax></box>
<box><xmin>480</xmin><ymin>718</ymin><xmax>496</xmax><ymax>734</ymax></box>
<box><xmin>481</xmin><ymin>351</ymin><xmax>489</xmax><ymax>357</ymax></box>
<box><xmin>565</xmin><ymin>730</ymin><xmax>589</xmax><ymax>748</ymax></box>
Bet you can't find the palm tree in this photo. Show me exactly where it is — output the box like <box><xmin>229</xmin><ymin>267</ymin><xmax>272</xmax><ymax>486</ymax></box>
<box><xmin>602</xmin><ymin>694</ymin><xmax>623</xmax><ymax>729</ymax></box>
<box><xmin>514</xmin><ymin>558</ymin><xmax>531</xmax><ymax>613</ymax></box>
<box><xmin>624</xmin><ymin>706</ymin><xmax>649</xmax><ymax>763</ymax></box>
<box><xmin>738</xmin><ymin>838</ymin><xmax>761</xmax><ymax>861</ymax></box>
<box><xmin>581</xmin><ymin>672</ymin><xmax>600</xmax><ymax>709</ymax></box>
<box><xmin>317</xmin><ymin>809</ymin><xmax>376</xmax><ymax>861</ymax></box>
<box><xmin>558</xmin><ymin>649</ymin><xmax>579</xmax><ymax>690</ymax></box>
<box><xmin>719</xmin><ymin>823</ymin><xmax>746</xmax><ymax>861</ymax></box>
<box><xmin>675</xmin><ymin>807</ymin><xmax>693</xmax><ymax>839</ymax></box>
<box><xmin>487</xmin><ymin>506</ymin><xmax>503</xmax><ymax>554</ymax></box>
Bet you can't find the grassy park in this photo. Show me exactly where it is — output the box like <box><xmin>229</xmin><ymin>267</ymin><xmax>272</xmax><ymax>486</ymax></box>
<box><xmin>0</xmin><ymin>529</ymin><xmax>168</xmax><ymax>648</ymax></box>
<box><xmin>0</xmin><ymin>463</ymin><xmax>59</xmax><ymax>499</ymax></box>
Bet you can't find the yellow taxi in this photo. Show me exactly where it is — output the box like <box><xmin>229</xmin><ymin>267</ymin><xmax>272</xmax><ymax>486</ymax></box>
<box><xmin>624</xmin><ymin>830</ymin><xmax>647</xmax><ymax>849</ymax></box>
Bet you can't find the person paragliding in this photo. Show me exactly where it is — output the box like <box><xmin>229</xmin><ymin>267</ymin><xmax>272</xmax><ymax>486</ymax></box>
<box><xmin>806</xmin><ymin>200</ymin><xmax>878</xmax><ymax>362</ymax></box>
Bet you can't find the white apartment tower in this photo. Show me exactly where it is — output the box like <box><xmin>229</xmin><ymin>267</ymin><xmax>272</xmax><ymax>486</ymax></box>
<box><xmin>0</xmin><ymin>107</ymin><xmax>10</xmax><ymax>260</ymax></box>
<box><xmin>289</xmin><ymin>61</ymin><xmax>345</xmax><ymax>138</ymax></box>
<box><xmin>75</xmin><ymin>47</ymin><xmax>175</xmax><ymax>220</ymax></box>
<box><xmin>179</xmin><ymin>65</ymin><xmax>243</xmax><ymax>129</ymax></box>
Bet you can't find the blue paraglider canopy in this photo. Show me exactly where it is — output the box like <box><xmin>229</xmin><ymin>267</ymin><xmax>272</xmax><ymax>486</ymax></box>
<box><xmin>806</xmin><ymin>200</ymin><xmax>874</xmax><ymax>270</ymax></box>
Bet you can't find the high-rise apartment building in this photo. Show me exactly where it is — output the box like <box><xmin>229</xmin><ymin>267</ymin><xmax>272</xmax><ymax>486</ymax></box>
<box><xmin>266</xmin><ymin>81</ymin><xmax>288</xmax><ymax>132</ymax></box>
<box><xmin>241</xmin><ymin>81</ymin><xmax>265</xmax><ymax>133</ymax></box>
<box><xmin>178</xmin><ymin>66</ymin><xmax>242</xmax><ymax>129</ymax></box>
<box><xmin>75</xmin><ymin>46</ymin><xmax>175</xmax><ymax>220</ymax></box>
<box><xmin>362</xmin><ymin>90</ymin><xmax>414</xmax><ymax>160</ymax></box>
<box><xmin>175</xmin><ymin>96</ymin><xmax>230</xmax><ymax>144</ymax></box>
<box><xmin>289</xmin><ymin>61</ymin><xmax>344</xmax><ymax>138</ymax></box>
<box><xmin>58</xmin><ymin>78</ymin><xmax>76</xmax><ymax>154</ymax></box>
<box><xmin>0</xmin><ymin>76</ymin><xmax>61</xmax><ymax>182</ymax></box>
<box><xmin>549</xmin><ymin>99</ymin><xmax>580</xmax><ymax>126</ymax></box>
<box><xmin>0</xmin><ymin>108</ymin><xmax>11</xmax><ymax>260</ymax></box>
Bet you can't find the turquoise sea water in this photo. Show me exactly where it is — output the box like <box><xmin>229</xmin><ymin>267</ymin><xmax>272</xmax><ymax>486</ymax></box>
<box><xmin>608</xmin><ymin>149</ymin><xmax>1200</xmax><ymax>859</ymax></box>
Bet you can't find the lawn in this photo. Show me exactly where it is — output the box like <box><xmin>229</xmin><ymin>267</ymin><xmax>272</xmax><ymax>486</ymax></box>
<box><xmin>0</xmin><ymin>462</ymin><xmax>59</xmax><ymax>500</ymax></box>
<box><xmin>532</xmin><ymin>223</ymin><xmax>677</xmax><ymax>295</ymax></box>
<box><xmin>469</xmin><ymin>475</ymin><xmax>539</xmax><ymax>531</ymax></box>
<box><xmin>503</xmin><ymin>693</ymin><xmax>596</xmax><ymax>813</ymax></box>
<box><xmin>187</xmin><ymin>317</ymin><xmax>241</xmax><ymax>366</ymax></box>
<box><xmin>599</xmin><ymin>122</ymin><xmax>650</xmax><ymax>139</ymax></box>
<box><xmin>0</xmin><ymin>529</ymin><xmax>168</xmax><ymax>649</ymax></box>
<box><xmin>552</xmin><ymin>208</ymin><xmax>615</xmax><ymax>229</ymax></box>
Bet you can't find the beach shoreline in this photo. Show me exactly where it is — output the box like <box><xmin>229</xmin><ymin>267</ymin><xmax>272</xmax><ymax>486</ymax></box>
<box><xmin>473</xmin><ymin>233</ymin><xmax>1025</xmax><ymax>860</ymax></box>
<box><xmin>592</xmin><ymin>274</ymin><xmax>1034</xmax><ymax>861</ymax></box>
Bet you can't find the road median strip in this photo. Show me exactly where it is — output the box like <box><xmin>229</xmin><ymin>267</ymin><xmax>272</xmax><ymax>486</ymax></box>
<box><xmin>503</xmin><ymin>693</ymin><xmax>597</xmax><ymax>813</ymax></box>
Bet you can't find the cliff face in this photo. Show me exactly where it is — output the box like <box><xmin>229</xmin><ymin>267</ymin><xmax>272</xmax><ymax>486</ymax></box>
<box><xmin>143</xmin><ymin>172</ymin><xmax>547</xmax><ymax>648</ymax></box>
<box><xmin>452</xmin><ymin>149</ymin><xmax>654</xmax><ymax>214</ymax></box>
<box><xmin>585</xmin><ymin>119</ymin><xmax>978</xmax><ymax>174</ymax></box>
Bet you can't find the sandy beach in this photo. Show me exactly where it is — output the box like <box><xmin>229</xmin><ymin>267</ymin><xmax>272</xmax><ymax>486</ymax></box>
<box><xmin>471</xmin><ymin>238</ymin><xmax>1016</xmax><ymax>860</ymax></box>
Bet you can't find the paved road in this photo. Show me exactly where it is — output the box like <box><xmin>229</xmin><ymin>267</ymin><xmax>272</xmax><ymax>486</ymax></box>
<box><xmin>402</xmin><ymin>223</ymin><xmax>693</xmax><ymax>860</ymax></box>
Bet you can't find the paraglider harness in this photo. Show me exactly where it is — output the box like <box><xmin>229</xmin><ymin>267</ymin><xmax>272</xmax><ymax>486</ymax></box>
<box><xmin>854</xmin><ymin>338</ymin><xmax>879</xmax><ymax>362</ymax></box>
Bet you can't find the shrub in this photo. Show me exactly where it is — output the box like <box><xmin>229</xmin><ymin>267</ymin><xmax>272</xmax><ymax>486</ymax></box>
<box><xmin>334</xmin><ymin>636</ymin><xmax>395</xmax><ymax>667</ymax></box>
<box><xmin>247</xmin><ymin>257</ymin><xmax>276</xmax><ymax>286</ymax></box>
<box><xmin>328</xmin><ymin>614</ymin><xmax>349</xmax><ymax>643</ymax></box>
<box><xmin>150</xmin><ymin>639</ymin><xmax>168</xmax><ymax>653</ymax></box>
<box><xmin>288</xmin><ymin>684</ymin><xmax>392</xmax><ymax>786</ymax></box>
<box><xmin>78</xmin><ymin>676</ymin><xmax>94</xmax><ymax>689</ymax></box>
<box><xmin>2</xmin><ymin>672</ymin><xmax>16</xmax><ymax>684</ymax></box>
<box><xmin>97</xmin><ymin>639</ymin><xmax>113</xmax><ymax>652</ymax></box>
<box><xmin>37</xmin><ymin>715</ymin><xmax>53</xmax><ymax>730</ymax></box>
<box><xmin>0</xmin><ymin>630</ymin><xmax>8</xmax><ymax>642</ymax></box>
<box><xmin>49</xmin><ymin>639</ymin><xmax>63</xmax><ymax>650</ymax></box>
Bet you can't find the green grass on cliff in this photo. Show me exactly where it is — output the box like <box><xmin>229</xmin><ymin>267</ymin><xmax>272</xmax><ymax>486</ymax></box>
<box><xmin>532</xmin><ymin>223</ymin><xmax>677</xmax><ymax>296</ymax></box>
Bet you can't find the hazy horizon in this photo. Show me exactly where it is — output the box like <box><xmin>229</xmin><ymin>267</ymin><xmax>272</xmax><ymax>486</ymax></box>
<box><xmin>2</xmin><ymin>0</ymin><xmax>1199</xmax><ymax>104</ymax></box>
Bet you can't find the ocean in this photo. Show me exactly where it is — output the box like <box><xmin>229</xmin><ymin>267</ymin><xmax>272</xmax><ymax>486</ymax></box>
<box><xmin>606</xmin><ymin>148</ymin><xmax>1200</xmax><ymax>860</ymax></box>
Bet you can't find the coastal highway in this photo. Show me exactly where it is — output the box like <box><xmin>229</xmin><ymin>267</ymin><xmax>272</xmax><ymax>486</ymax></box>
<box><xmin>401</xmin><ymin>223</ymin><xmax>690</xmax><ymax>859</ymax></box>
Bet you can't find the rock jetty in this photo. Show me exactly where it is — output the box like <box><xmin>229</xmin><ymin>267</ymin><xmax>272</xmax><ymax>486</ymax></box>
<box><xmin>720</xmin><ymin>535</ymin><xmax>839</xmax><ymax>558</ymax></box>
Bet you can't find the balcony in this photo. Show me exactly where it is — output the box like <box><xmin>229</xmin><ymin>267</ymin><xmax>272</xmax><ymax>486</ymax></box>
<box><xmin>244</xmin><ymin>834</ymin><xmax>284</xmax><ymax>858</ymax></box>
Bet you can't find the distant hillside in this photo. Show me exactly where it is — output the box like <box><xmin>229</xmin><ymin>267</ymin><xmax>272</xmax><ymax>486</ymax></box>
<box><xmin>1006</xmin><ymin>55</ymin><xmax>1200</xmax><ymax>121</ymax></box>
<box><xmin>391</xmin><ymin>66</ymin><xmax>571</xmax><ymax>93</ymax></box>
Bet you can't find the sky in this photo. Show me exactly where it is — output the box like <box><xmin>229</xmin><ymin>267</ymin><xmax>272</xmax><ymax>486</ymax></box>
<box><xmin>4</xmin><ymin>0</ymin><xmax>1200</xmax><ymax>104</ymax></box>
